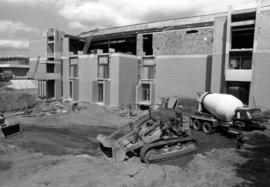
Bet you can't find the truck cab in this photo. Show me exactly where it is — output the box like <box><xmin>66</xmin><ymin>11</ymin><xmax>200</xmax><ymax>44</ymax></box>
<box><xmin>233</xmin><ymin>108</ymin><xmax>266</xmax><ymax>131</ymax></box>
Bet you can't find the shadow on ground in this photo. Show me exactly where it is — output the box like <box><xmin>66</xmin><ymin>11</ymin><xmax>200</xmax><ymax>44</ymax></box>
<box><xmin>5</xmin><ymin>125</ymin><xmax>115</xmax><ymax>156</ymax></box>
<box><xmin>234</xmin><ymin>132</ymin><xmax>270</xmax><ymax>187</ymax></box>
<box><xmin>0</xmin><ymin>161</ymin><xmax>11</xmax><ymax>170</ymax></box>
<box><xmin>159</xmin><ymin>130</ymin><xmax>235</xmax><ymax>167</ymax></box>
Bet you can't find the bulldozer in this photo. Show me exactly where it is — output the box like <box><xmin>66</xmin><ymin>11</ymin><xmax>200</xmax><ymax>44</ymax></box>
<box><xmin>97</xmin><ymin>97</ymin><xmax>198</xmax><ymax>163</ymax></box>
<box><xmin>0</xmin><ymin>113</ymin><xmax>22</xmax><ymax>139</ymax></box>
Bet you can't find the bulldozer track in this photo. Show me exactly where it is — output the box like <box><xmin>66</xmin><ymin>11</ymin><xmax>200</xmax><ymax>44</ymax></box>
<box><xmin>140</xmin><ymin>137</ymin><xmax>197</xmax><ymax>163</ymax></box>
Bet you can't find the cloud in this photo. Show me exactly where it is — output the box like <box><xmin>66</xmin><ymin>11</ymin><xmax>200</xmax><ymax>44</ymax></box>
<box><xmin>55</xmin><ymin>0</ymin><xmax>257</xmax><ymax>30</ymax></box>
<box><xmin>68</xmin><ymin>21</ymin><xmax>88</xmax><ymax>30</ymax></box>
<box><xmin>0</xmin><ymin>20</ymin><xmax>38</xmax><ymax>56</ymax></box>
<box><xmin>0</xmin><ymin>20</ymin><xmax>39</xmax><ymax>40</ymax></box>
<box><xmin>0</xmin><ymin>40</ymin><xmax>28</xmax><ymax>48</ymax></box>
<box><xmin>1</xmin><ymin>0</ymin><xmax>55</xmax><ymax>5</ymax></box>
<box><xmin>1</xmin><ymin>0</ymin><xmax>258</xmax><ymax>31</ymax></box>
<box><xmin>0</xmin><ymin>40</ymin><xmax>29</xmax><ymax>57</ymax></box>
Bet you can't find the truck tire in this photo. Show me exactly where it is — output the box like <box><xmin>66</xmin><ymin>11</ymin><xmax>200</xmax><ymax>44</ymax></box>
<box><xmin>202</xmin><ymin>122</ymin><xmax>213</xmax><ymax>134</ymax></box>
<box><xmin>192</xmin><ymin>119</ymin><xmax>201</xmax><ymax>130</ymax></box>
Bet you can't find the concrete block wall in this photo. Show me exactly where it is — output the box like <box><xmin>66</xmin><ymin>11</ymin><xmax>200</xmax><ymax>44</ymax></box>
<box><xmin>75</xmin><ymin>53</ymin><xmax>139</xmax><ymax>106</ymax></box>
<box><xmin>78</xmin><ymin>55</ymin><xmax>97</xmax><ymax>102</ymax></box>
<box><xmin>155</xmin><ymin>55</ymin><xmax>212</xmax><ymax>99</ymax></box>
<box><xmin>153</xmin><ymin>28</ymin><xmax>213</xmax><ymax>55</ymax></box>
<box><xmin>54</xmin><ymin>30</ymin><xmax>64</xmax><ymax>59</ymax></box>
<box><xmin>250</xmin><ymin>53</ymin><xmax>270</xmax><ymax>109</ymax></box>
<box><xmin>35</xmin><ymin>59</ymin><xmax>47</xmax><ymax>74</ymax></box>
<box><xmin>118</xmin><ymin>54</ymin><xmax>139</xmax><ymax>106</ymax></box>
<box><xmin>249</xmin><ymin>7</ymin><xmax>270</xmax><ymax>109</ymax></box>
<box><xmin>28</xmin><ymin>57</ymin><xmax>42</xmax><ymax>75</ymax></box>
<box><xmin>55</xmin><ymin>63</ymin><xmax>61</xmax><ymax>74</ymax></box>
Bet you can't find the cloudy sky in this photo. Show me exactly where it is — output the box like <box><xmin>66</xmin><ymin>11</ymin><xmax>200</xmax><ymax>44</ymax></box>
<box><xmin>0</xmin><ymin>0</ymin><xmax>257</xmax><ymax>57</ymax></box>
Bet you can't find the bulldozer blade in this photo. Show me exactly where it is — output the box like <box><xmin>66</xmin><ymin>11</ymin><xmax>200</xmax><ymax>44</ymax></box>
<box><xmin>97</xmin><ymin>134</ymin><xmax>114</xmax><ymax>159</ymax></box>
<box><xmin>1</xmin><ymin>123</ymin><xmax>22</xmax><ymax>139</ymax></box>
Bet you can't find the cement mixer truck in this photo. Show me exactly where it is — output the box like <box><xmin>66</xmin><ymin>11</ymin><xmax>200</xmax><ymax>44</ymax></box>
<box><xmin>190</xmin><ymin>92</ymin><xmax>265</xmax><ymax>135</ymax></box>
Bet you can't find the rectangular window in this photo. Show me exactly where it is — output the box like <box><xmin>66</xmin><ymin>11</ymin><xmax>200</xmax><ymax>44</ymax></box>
<box><xmin>143</xmin><ymin>34</ymin><xmax>153</xmax><ymax>55</ymax></box>
<box><xmin>141</xmin><ymin>65</ymin><xmax>156</xmax><ymax>80</ymax></box>
<box><xmin>69</xmin><ymin>81</ymin><xmax>73</xmax><ymax>98</ymax></box>
<box><xmin>229</xmin><ymin>51</ymin><xmax>252</xmax><ymax>69</ymax></box>
<box><xmin>98</xmin><ymin>56</ymin><xmax>109</xmax><ymax>79</ymax></box>
<box><xmin>98</xmin><ymin>82</ymin><xmax>104</xmax><ymax>102</ymax></box>
<box><xmin>69</xmin><ymin>65</ymin><xmax>78</xmax><ymax>77</ymax></box>
<box><xmin>231</xmin><ymin>25</ymin><xmax>254</xmax><ymax>49</ymax></box>
<box><xmin>98</xmin><ymin>64</ymin><xmax>109</xmax><ymax>79</ymax></box>
<box><xmin>46</xmin><ymin>64</ymin><xmax>55</xmax><ymax>73</ymax></box>
<box><xmin>231</xmin><ymin>12</ymin><xmax>256</xmax><ymax>22</ymax></box>
<box><xmin>142</xmin><ymin>84</ymin><xmax>150</xmax><ymax>101</ymax></box>
<box><xmin>47</xmin><ymin>80</ymin><xmax>55</xmax><ymax>98</ymax></box>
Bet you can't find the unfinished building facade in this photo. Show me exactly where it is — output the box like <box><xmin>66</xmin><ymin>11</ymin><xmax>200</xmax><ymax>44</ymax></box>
<box><xmin>29</xmin><ymin>1</ymin><xmax>270</xmax><ymax>109</ymax></box>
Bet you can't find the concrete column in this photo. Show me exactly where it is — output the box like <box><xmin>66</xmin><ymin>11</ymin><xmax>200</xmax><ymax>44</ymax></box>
<box><xmin>62</xmin><ymin>37</ymin><xmax>70</xmax><ymax>57</ymax></box>
<box><xmin>62</xmin><ymin>57</ymin><xmax>70</xmax><ymax>98</ymax></box>
<box><xmin>210</xmin><ymin>16</ymin><xmax>227</xmax><ymax>93</ymax></box>
<box><xmin>55</xmin><ymin>80</ymin><xmax>62</xmax><ymax>99</ymax></box>
<box><xmin>109</xmin><ymin>54</ymin><xmax>120</xmax><ymax>106</ymax></box>
<box><xmin>136</xmin><ymin>34</ymin><xmax>143</xmax><ymax>56</ymax></box>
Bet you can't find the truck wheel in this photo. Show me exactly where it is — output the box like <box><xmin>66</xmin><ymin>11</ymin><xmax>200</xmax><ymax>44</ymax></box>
<box><xmin>202</xmin><ymin>122</ymin><xmax>213</xmax><ymax>134</ymax></box>
<box><xmin>192</xmin><ymin>120</ymin><xmax>201</xmax><ymax>130</ymax></box>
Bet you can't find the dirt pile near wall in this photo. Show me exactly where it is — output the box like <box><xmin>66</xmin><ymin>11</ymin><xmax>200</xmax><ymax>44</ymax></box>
<box><xmin>0</xmin><ymin>90</ymin><xmax>37</xmax><ymax>113</ymax></box>
<box><xmin>10</xmin><ymin>103</ymin><xmax>131</xmax><ymax>128</ymax></box>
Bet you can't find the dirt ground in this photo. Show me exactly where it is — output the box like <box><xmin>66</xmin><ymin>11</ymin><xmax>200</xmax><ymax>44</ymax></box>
<box><xmin>1</xmin><ymin>104</ymin><xmax>270</xmax><ymax>187</ymax></box>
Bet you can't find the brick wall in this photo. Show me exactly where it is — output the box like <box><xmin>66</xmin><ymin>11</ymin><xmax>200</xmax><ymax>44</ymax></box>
<box><xmin>153</xmin><ymin>28</ymin><xmax>213</xmax><ymax>55</ymax></box>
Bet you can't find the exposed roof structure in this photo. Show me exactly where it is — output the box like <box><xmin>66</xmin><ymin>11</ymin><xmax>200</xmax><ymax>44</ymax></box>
<box><xmin>0</xmin><ymin>56</ymin><xmax>29</xmax><ymax>61</ymax></box>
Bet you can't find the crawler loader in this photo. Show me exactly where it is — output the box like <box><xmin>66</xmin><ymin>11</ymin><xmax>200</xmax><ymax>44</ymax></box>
<box><xmin>97</xmin><ymin>97</ymin><xmax>198</xmax><ymax>163</ymax></box>
<box><xmin>0</xmin><ymin>113</ymin><xmax>22</xmax><ymax>139</ymax></box>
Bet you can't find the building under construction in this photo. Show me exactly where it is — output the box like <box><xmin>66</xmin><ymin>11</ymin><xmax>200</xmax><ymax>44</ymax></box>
<box><xmin>28</xmin><ymin>1</ymin><xmax>270</xmax><ymax>109</ymax></box>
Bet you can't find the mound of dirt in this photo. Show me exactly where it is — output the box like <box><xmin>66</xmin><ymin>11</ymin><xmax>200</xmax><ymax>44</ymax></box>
<box><xmin>0</xmin><ymin>143</ymin><xmax>246</xmax><ymax>187</ymax></box>
<box><xmin>0</xmin><ymin>91</ymin><xmax>37</xmax><ymax>113</ymax></box>
<box><xmin>10</xmin><ymin>103</ymin><xmax>132</xmax><ymax>129</ymax></box>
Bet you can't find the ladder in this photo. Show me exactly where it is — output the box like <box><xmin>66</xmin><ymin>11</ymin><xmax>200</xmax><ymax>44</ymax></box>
<box><xmin>82</xmin><ymin>27</ymin><xmax>99</xmax><ymax>54</ymax></box>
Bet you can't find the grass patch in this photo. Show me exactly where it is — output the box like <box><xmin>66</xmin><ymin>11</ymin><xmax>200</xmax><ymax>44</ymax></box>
<box><xmin>0</xmin><ymin>90</ymin><xmax>37</xmax><ymax>113</ymax></box>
